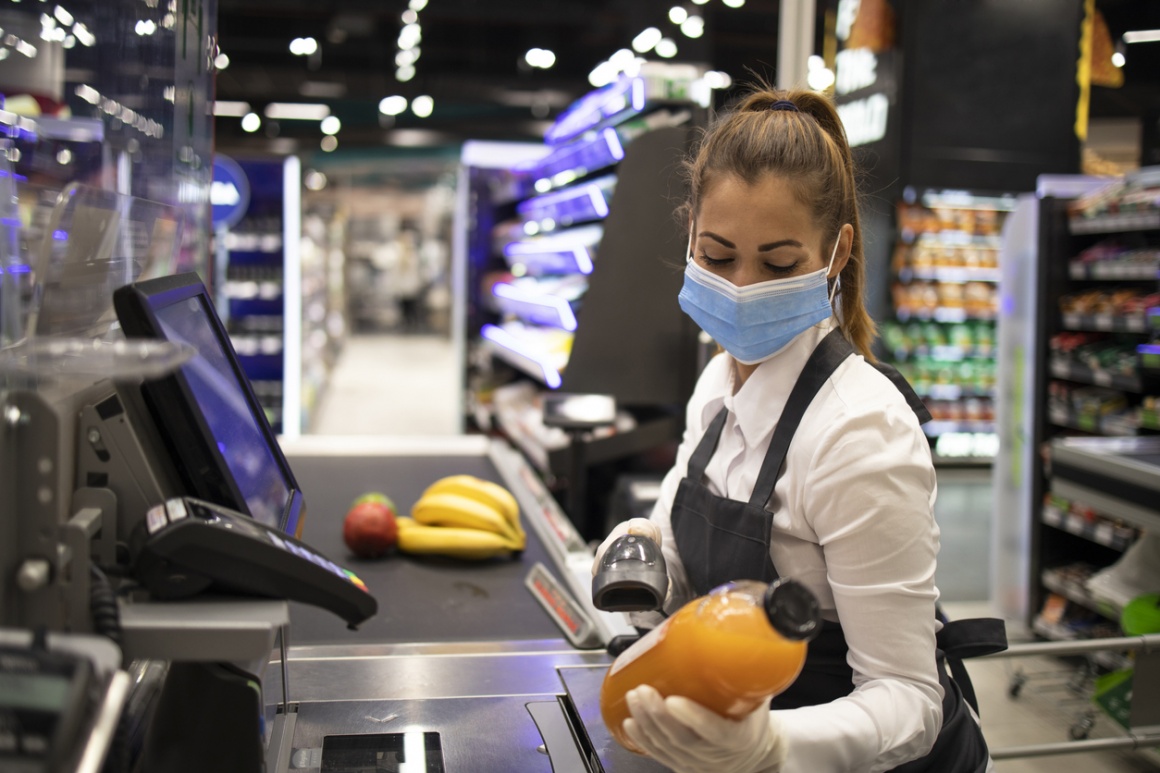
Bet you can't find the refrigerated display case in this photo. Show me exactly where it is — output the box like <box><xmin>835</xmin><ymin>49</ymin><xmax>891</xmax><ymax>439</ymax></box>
<box><xmin>993</xmin><ymin>170</ymin><xmax>1160</xmax><ymax>639</ymax></box>
<box><xmin>457</xmin><ymin>65</ymin><xmax>709</xmax><ymax>537</ymax></box>
<box><xmin>881</xmin><ymin>188</ymin><xmax>1017</xmax><ymax>464</ymax></box>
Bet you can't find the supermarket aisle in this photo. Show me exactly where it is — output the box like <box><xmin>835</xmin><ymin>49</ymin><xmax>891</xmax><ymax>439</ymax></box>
<box><xmin>308</xmin><ymin>337</ymin><xmax>1157</xmax><ymax>771</ymax></box>
<box><xmin>310</xmin><ymin>334</ymin><xmax>461</xmax><ymax>435</ymax></box>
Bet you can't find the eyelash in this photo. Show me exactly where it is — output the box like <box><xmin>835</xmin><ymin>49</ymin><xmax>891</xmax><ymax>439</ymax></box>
<box><xmin>698</xmin><ymin>253</ymin><xmax>798</xmax><ymax>275</ymax></box>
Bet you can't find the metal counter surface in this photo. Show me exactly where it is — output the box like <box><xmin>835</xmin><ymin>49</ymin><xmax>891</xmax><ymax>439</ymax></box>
<box><xmin>282</xmin><ymin>442</ymin><xmax>564</xmax><ymax>646</ymax></box>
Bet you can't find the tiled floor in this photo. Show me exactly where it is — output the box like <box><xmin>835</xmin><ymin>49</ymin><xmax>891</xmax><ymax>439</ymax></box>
<box><xmin>311</xmin><ymin>334</ymin><xmax>1159</xmax><ymax>771</ymax></box>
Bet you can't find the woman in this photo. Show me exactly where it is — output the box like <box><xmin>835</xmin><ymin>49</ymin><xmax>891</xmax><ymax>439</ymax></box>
<box><xmin>594</xmin><ymin>87</ymin><xmax>1002</xmax><ymax>772</ymax></box>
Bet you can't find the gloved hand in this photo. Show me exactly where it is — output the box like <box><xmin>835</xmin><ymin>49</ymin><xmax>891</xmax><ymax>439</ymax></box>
<box><xmin>591</xmin><ymin>517</ymin><xmax>662</xmax><ymax>576</ymax></box>
<box><xmin>622</xmin><ymin>685</ymin><xmax>787</xmax><ymax>773</ymax></box>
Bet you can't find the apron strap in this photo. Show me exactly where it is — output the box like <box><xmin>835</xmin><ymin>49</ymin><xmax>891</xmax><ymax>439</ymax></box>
<box><xmin>686</xmin><ymin>407</ymin><xmax>730</xmax><ymax>482</ymax></box>
<box><xmin>872</xmin><ymin>361</ymin><xmax>933</xmax><ymax>425</ymax></box>
<box><xmin>748</xmin><ymin>328</ymin><xmax>854</xmax><ymax>508</ymax></box>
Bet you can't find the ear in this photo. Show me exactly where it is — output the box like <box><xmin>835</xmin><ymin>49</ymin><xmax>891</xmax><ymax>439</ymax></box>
<box><xmin>828</xmin><ymin>223</ymin><xmax>854</xmax><ymax>279</ymax></box>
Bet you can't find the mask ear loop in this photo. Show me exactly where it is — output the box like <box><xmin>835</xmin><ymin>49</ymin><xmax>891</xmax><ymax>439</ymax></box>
<box><xmin>685</xmin><ymin>221</ymin><xmax>695</xmax><ymax>263</ymax></box>
<box><xmin>826</xmin><ymin>235</ymin><xmax>842</xmax><ymax>305</ymax></box>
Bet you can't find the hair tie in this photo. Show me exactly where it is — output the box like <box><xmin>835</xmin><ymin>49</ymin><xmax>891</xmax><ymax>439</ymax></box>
<box><xmin>769</xmin><ymin>100</ymin><xmax>799</xmax><ymax>112</ymax></box>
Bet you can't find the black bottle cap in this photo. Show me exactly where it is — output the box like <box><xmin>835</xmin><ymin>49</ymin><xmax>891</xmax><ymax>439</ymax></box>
<box><xmin>763</xmin><ymin>579</ymin><xmax>821</xmax><ymax>642</ymax></box>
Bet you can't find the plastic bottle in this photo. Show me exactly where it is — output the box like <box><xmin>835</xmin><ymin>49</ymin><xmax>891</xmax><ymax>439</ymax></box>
<box><xmin>600</xmin><ymin>578</ymin><xmax>821</xmax><ymax>753</ymax></box>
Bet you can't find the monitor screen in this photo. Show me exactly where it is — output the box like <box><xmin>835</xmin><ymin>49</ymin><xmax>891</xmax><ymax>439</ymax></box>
<box><xmin>114</xmin><ymin>272</ymin><xmax>303</xmax><ymax>535</ymax></box>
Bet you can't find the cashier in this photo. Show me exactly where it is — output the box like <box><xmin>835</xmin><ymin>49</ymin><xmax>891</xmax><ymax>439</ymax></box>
<box><xmin>594</xmin><ymin>87</ymin><xmax>998</xmax><ymax>772</ymax></box>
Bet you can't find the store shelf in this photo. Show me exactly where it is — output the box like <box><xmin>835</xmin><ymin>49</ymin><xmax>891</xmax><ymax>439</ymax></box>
<box><xmin>1069</xmin><ymin>212</ymin><xmax>1160</xmax><ymax>235</ymax></box>
<box><xmin>922</xmin><ymin>419</ymin><xmax>994</xmax><ymax>436</ymax></box>
<box><xmin>1041</xmin><ymin>503</ymin><xmax>1136</xmax><ymax>551</ymax></box>
<box><xmin>897</xmin><ymin>266</ymin><xmax>1001</xmax><ymax>283</ymax></box>
<box><xmin>1049</xmin><ymin>358</ymin><xmax>1145</xmax><ymax>392</ymax></box>
<box><xmin>1060</xmin><ymin>311</ymin><xmax>1148</xmax><ymax>333</ymax></box>
<box><xmin>1041</xmin><ymin>566</ymin><xmax>1121</xmax><ymax>621</ymax></box>
<box><xmin>1069</xmin><ymin>261</ymin><xmax>1159</xmax><ymax>281</ymax></box>
<box><xmin>480</xmin><ymin>323</ymin><xmax>570</xmax><ymax>389</ymax></box>
<box><xmin>895</xmin><ymin>307</ymin><xmax>996</xmax><ymax>323</ymax></box>
<box><xmin>1048</xmin><ymin>406</ymin><xmax>1138</xmax><ymax>435</ymax></box>
<box><xmin>1030</xmin><ymin>617</ymin><xmax>1131</xmax><ymax>671</ymax></box>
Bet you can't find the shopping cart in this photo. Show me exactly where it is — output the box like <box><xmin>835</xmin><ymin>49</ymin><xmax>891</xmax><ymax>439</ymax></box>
<box><xmin>986</xmin><ymin>633</ymin><xmax>1160</xmax><ymax>760</ymax></box>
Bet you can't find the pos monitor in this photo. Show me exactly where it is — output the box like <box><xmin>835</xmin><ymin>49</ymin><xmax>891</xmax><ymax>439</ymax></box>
<box><xmin>113</xmin><ymin>272</ymin><xmax>304</xmax><ymax>536</ymax></box>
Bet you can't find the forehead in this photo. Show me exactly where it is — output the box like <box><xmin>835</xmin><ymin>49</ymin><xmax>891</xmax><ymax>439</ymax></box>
<box><xmin>697</xmin><ymin>173</ymin><xmax>818</xmax><ymax>239</ymax></box>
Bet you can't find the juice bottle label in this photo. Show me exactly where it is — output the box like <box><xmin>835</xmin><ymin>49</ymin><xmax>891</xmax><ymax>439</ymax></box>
<box><xmin>609</xmin><ymin>620</ymin><xmax>668</xmax><ymax>676</ymax></box>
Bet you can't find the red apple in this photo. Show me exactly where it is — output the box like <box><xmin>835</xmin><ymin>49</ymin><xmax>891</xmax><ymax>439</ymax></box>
<box><xmin>343</xmin><ymin>500</ymin><xmax>398</xmax><ymax>558</ymax></box>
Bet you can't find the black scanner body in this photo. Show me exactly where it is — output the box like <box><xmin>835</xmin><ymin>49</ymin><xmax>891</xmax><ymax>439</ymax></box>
<box><xmin>591</xmin><ymin>533</ymin><xmax>669</xmax><ymax>613</ymax></box>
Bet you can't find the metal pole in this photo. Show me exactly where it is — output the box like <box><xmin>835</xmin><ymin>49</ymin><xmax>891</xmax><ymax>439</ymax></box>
<box><xmin>992</xmin><ymin>733</ymin><xmax>1160</xmax><ymax>760</ymax></box>
<box><xmin>981</xmin><ymin>634</ymin><xmax>1160</xmax><ymax>659</ymax></box>
<box><xmin>777</xmin><ymin>0</ymin><xmax>817</xmax><ymax>91</ymax></box>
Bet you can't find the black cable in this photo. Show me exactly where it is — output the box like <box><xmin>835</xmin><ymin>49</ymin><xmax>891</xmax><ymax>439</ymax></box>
<box><xmin>89</xmin><ymin>564</ymin><xmax>123</xmax><ymax>650</ymax></box>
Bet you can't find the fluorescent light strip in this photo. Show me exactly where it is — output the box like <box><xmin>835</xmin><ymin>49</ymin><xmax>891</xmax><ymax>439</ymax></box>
<box><xmin>602</xmin><ymin>127</ymin><xmax>625</xmax><ymax>162</ymax></box>
<box><xmin>264</xmin><ymin>103</ymin><xmax>330</xmax><ymax>121</ymax></box>
<box><xmin>1124</xmin><ymin>29</ymin><xmax>1160</xmax><ymax>43</ymax></box>
<box><xmin>492</xmin><ymin>282</ymin><xmax>579</xmax><ymax>331</ymax></box>
<box><xmin>481</xmin><ymin>324</ymin><xmax>563</xmax><ymax>388</ymax></box>
<box><xmin>213</xmin><ymin>101</ymin><xmax>251</xmax><ymax>117</ymax></box>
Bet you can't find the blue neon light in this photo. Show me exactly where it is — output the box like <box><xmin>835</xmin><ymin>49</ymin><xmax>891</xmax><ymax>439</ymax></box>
<box><xmin>603</xmin><ymin>127</ymin><xmax>625</xmax><ymax>162</ymax></box>
<box><xmin>492</xmin><ymin>282</ymin><xmax>579</xmax><ymax>332</ymax></box>
<box><xmin>481</xmin><ymin>323</ymin><xmax>563</xmax><ymax>388</ymax></box>
<box><xmin>7</xmin><ymin>263</ymin><xmax>30</xmax><ymax>274</ymax></box>
<box><xmin>53</xmin><ymin>229</ymin><xmax>68</xmax><ymax>240</ymax></box>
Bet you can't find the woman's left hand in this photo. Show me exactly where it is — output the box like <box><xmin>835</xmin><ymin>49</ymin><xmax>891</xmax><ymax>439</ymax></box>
<box><xmin>622</xmin><ymin>685</ymin><xmax>787</xmax><ymax>773</ymax></box>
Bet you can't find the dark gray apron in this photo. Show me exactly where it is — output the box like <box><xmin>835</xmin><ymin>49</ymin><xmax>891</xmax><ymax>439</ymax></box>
<box><xmin>670</xmin><ymin>328</ymin><xmax>1006</xmax><ymax>773</ymax></box>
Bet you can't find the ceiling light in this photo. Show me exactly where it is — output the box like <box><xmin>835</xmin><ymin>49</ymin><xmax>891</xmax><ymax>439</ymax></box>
<box><xmin>807</xmin><ymin>67</ymin><xmax>835</xmax><ymax>91</ymax></box>
<box><xmin>401</xmin><ymin>9</ymin><xmax>418</xmax><ymax>24</ymax></box>
<box><xmin>321</xmin><ymin>135</ymin><xmax>338</xmax><ymax>152</ymax></box>
<box><xmin>289</xmin><ymin>36</ymin><xmax>318</xmax><ymax>56</ymax></box>
<box><xmin>411</xmin><ymin>94</ymin><xmax>434</xmax><ymax>117</ymax></box>
<box><xmin>265</xmin><ymin>102</ymin><xmax>330</xmax><ymax>120</ymax></box>
<box><xmin>703</xmin><ymin>70</ymin><xmax>732</xmax><ymax>89</ymax></box>
<box><xmin>609</xmin><ymin>48</ymin><xmax>636</xmax><ymax>70</ymax></box>
<box><xmin>1123</xmin><ymin>29</ymin><xmax>1160</xmax><ymax>43</ymax></box>
<box><xmin>320</xmin><ymin>115</ymin><xmax>341</xmax><ymax>135</ymax></box>
<box><xmin>525</xmin><ymin>48</ymin><xmax>556</xmax><ymax>69</ymax></box>
<box><xmin>213</xmin><ymin>100</ymin><xmax>250</xmax><ymax>117</ymax></box>
<box><xmin>396</xmin><ymin>65</ymin><xmax>416</xmax><ymax>82</ymax></box>
<box><xmin>241</xmin><ymin>112</ymin><xmax>261</xmax><ymax>132</ymax></box>
<box><xmin>632</xmin><ymin>27</ymin><xmax>662</xmax><ymax>53</ymax></box>
<box><xmin>669</xmin><ymin>6</ymin><xmax>688</xmax><ymax>24</ymax></box>
<box><xmin>304</xmin><ymin>171</ymin><xmax>327</xmax><ymax>191</ymax></box>
<box><xmin>808</xmin><ymin>54</ymin><xmax>824</xmax><ymax>71</ymax></box>
<box><xmin>680</xmin><ymin>16</ymin><xmax>704</xmax><ymax>38</ymax></box>
<box><xmin>53</xmin><ymin>5</ymin><xmax>73</xmax><ymax>26</ymax></box>
<box><xmin>691</xmin><ymin>0</ymin><xmax>709</xmax><ymax>4</ymax></box>
<box><xmin>588</xmin><ymin>61</ymin><xmax>618</xmax><ymax>88</ymax></box>
<box><xmin>214</xmin><ymin>52</ymin><xmax>229</xmax><ymax>70</ymax></box>
<box><xmin>408</xmin><ymin>0</ymin><xmax>428</xmax><ymax>10</ymax></box>
<box><xmin>1112</xmin><ymin>51</ymin><xmax>1125</xmax><ymax>67</ymax></box>
<box><xmin>722</xmin><ymin>0</ymin><xmax>745</xmax><ymax>7</ymax></box>
<box><xmin>398</xmin><ymin>23</ymin><xmax>421</xmax><ymax>49</ymax></box>
<box><xmin>379</xmin><ymin>95</ymin><xmax>408</xmax><ymax>115</ymax></box>
<box><xmin>655</xmin><ymin>38</ymin><xmax>678</xmax><ymax>58</ymax></box>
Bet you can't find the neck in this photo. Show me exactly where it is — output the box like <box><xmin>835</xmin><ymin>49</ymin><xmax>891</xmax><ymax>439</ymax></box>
<box><xmin>732</xmin><ymin>358</ymin><xmax>759</xmax><ymax>389</ymax></box>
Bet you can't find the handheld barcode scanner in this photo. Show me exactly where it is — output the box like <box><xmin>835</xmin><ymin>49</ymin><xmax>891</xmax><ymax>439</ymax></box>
<box><xmin>591</xmin><ymin>533</ymin><xmax>669</xmax><ymax>612</ymax></box>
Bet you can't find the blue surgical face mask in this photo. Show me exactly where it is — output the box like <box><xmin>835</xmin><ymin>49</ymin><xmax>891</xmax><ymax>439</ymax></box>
<box><xmin>678</xmin><ymin>231</ymin><xmax>841</xmax><ymax>365</ymax></box>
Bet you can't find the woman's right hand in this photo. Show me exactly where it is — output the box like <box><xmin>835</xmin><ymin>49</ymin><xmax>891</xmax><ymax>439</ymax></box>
<box><xmin>591</xmin><ymin>518</ymin><xmax>663</xmax><ymax>576</ymax></box>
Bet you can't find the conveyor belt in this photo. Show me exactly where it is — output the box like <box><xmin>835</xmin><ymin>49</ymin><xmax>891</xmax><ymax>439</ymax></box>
<box><xmin>283</xmin><ymin>452</ymin><xmax>564</xmax><ymax>645</ymax></box>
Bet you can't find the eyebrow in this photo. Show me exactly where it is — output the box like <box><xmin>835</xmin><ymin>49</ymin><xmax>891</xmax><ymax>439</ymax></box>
<box><xmin>699</xmin><ymin>231</ymin><xmax>804</xmax><ymax>252</ymax></box>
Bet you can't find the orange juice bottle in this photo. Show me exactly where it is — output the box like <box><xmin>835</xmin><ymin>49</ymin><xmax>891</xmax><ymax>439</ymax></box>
<box><xmin>600</xmin><ymin>578</ymin><xmax>820</xmax><ymax>753</ymax></box>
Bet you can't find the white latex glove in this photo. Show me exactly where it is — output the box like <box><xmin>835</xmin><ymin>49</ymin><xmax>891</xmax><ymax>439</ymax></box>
<box><xmin>591</xmin><ymin>517</ymin><xmax>662</xmax><ymax>576</ymax></box>
<box><xmin>622</xmin><ymin>685</ymin><xmax>787</xmax><ymax>773</ymax></box>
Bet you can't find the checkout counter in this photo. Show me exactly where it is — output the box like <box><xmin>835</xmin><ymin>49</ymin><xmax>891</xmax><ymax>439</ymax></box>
<box><xmin>0</xmin><ymin>196</ymin><xmax>666</xmax><ymax>773</ymax></box>
<box><xmin>271</xmin><ymin>434</ymin><xmax>665</xmax><ymax>773</ymax></box>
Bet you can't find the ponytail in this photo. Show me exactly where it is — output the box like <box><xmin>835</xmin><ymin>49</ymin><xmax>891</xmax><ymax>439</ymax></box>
<box><xmin>683</xmin><ymin>85</ymin><xmax>877</xmax><ymax>361</ymax></box>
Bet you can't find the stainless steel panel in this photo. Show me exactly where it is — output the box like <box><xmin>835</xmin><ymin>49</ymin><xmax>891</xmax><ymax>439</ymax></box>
<box><xmin>288</xmin><ymin>696</ymin><xmax>555</xmax><ymax>773</ymax></box>
<box><xmin>557</xmin><ymin>665</ymin><xmax>668</xmax><ymax>773</ymax></box>
<box><xmin>275</xmin><ymin>641</ymin><xmax>611</xmax><ymax>703</ymax></box>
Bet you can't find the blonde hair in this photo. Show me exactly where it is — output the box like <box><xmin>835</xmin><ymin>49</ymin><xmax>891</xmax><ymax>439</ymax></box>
<box><xmin>682</xmin><ymin>86</ymin><xmax>877</xmax><ymax>361</ymax></box>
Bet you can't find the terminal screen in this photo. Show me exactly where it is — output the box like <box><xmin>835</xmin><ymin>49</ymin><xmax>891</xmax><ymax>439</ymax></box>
<box><xmin>152</xmin><ymin>294</ymin><xmax>290</xmax><ymax>529</ymax></box>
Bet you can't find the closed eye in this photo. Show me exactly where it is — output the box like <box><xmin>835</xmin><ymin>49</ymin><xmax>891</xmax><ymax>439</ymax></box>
<box><xmin>765</xmin><ymin>262</ymin><xmax>799</xmax><ymax>275</ymax></box>
<box><xmin>697</xmin><ymin>253</ymin><xmax>731</xmax><ymax>268</ymax></box>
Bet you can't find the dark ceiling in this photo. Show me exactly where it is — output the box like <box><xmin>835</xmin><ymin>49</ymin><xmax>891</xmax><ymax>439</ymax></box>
<box><xmin>212</xmin><ymin>0</ymin><xmax>782</xmax><ymax>156</ymax></box>
<box><xmin>212</xmin><ymin>0</ymin><xmax>1160</xmax><ymax>159</ymax></box>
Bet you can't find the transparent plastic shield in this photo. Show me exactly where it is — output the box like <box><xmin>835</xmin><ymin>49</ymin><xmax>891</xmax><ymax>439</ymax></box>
<box><xmin>27</xmin><ymin>182</ymin><xmax>182</xmax><ymax>341</ymax></box>
<box><xmin>0</xmin><ymin>176</ymin><xmax>187</xmax><ymax>384</ymax></box>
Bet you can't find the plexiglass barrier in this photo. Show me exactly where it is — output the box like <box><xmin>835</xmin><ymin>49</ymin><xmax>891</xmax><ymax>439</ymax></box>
<box><xmin>0</xmin><ymin>169</ymin><xmax>191</xmax><ymax>384</ymax></box>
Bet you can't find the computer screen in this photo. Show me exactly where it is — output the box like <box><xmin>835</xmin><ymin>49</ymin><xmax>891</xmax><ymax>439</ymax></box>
<box><xmin>113</xmin><ymin>272</ymin><xmax>303</xmax><ymax>535</ymax></box>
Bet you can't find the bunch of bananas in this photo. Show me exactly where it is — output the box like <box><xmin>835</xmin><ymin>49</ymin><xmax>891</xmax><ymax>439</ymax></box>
<box><xmin>397</xmin><ymin>475</ymin><xmax>527</xmax><ymax>561</ymax></box>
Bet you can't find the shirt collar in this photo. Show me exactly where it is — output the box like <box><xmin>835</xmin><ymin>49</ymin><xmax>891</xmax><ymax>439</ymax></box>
<box><xmin>723</xmin><ymin>318</ymin><xmax>837</xmax><ymax>448</ymax></box>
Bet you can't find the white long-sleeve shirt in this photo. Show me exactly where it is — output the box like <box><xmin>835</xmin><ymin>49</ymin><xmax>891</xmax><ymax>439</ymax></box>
<box><xmin>642</xmin><ymin>318</ymin><xmax>944</xmax><ymax>772</ymax></box>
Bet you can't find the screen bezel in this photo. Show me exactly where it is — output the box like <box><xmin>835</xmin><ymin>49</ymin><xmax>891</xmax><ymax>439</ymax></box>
<box><xmin>113</xmin><ymin>271</ymin><xmax>304</xmax><ymax>536</ymax></box>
